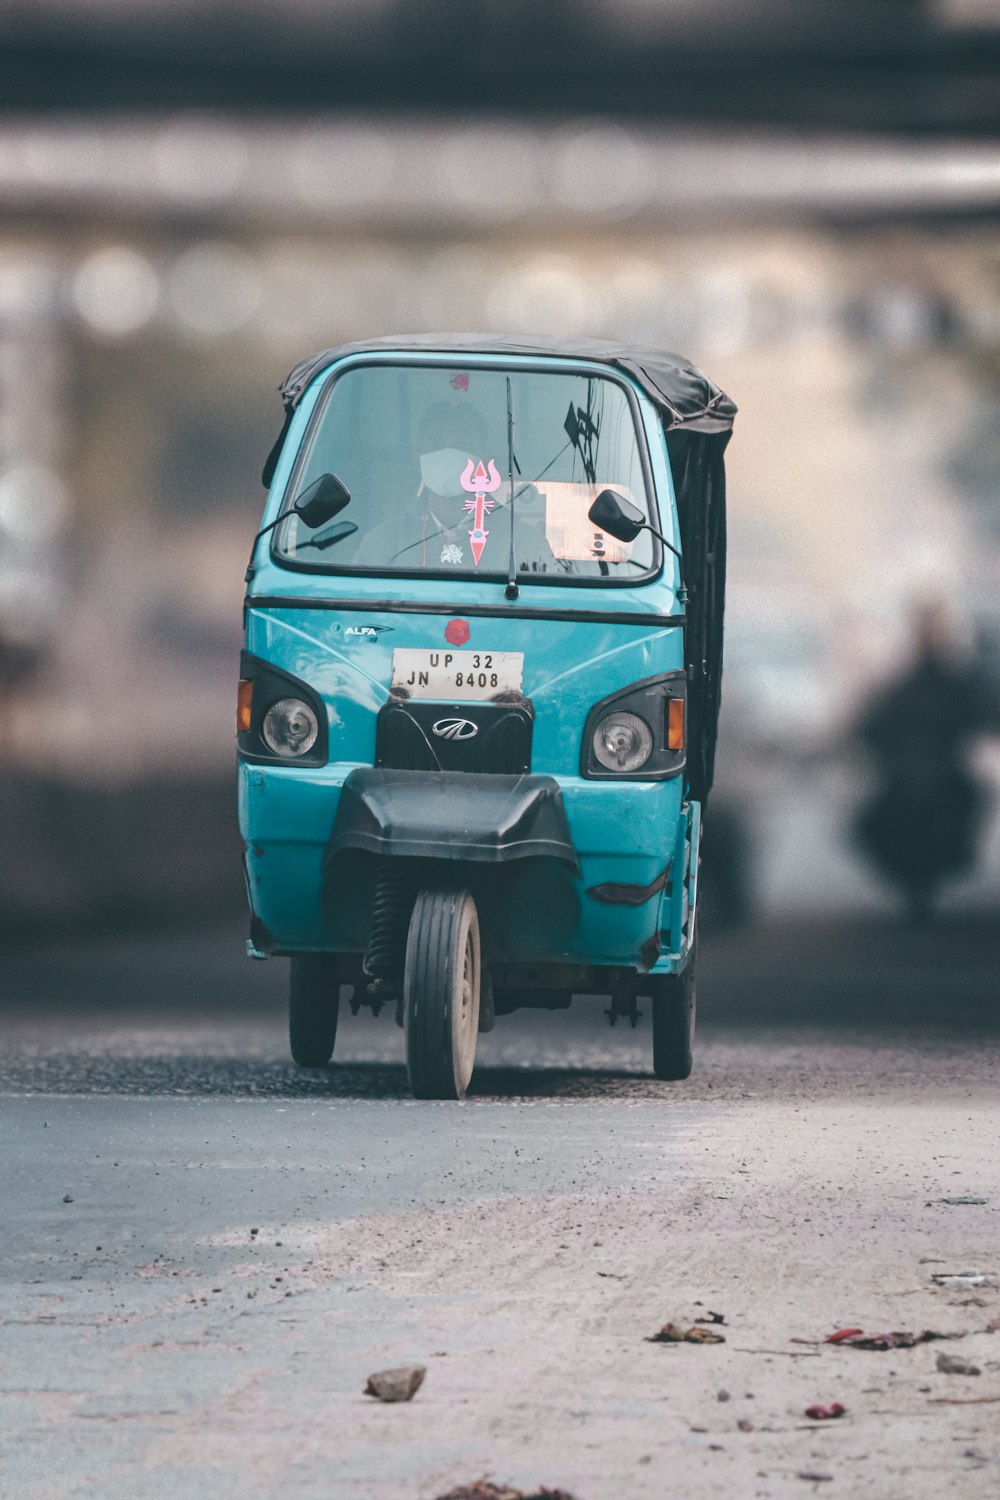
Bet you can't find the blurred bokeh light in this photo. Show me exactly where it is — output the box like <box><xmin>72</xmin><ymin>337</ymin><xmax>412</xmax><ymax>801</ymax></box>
<box><xmin>1</xmin><ymin>0</ymin><xmax>999</xmax><ymax>931</ymax></box>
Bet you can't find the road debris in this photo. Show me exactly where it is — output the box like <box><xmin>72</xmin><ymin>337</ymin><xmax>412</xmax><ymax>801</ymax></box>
<box><xmin>737</xmin><ymin>1348</ymin><xmax>820</xmax><ymax>1358</ymax></box>
<box><xmin>433</xmin><ymin>1485</ymin><xmax>580</xmax><ymax>1500</ymax></box>
<box><xmin>805</xmin><ymin>1403</ymin><xmax>846</xmax><ymax>1420</ymax></box>
<box><xmin>717</xmin><ymin>1389</ymin><xmax>731</xmax><ymax>1402</ymax></box>
<box><xmin>931</xmin><ymin>1272</ymin><xmax>995</xmax><ymax>1289</ymax></box>
<box><xmin>796</xmin><ymin>1473</ymin><xmax>833</xmax><ymax>1483</ymax></box>
<box><xmin>932</xmin><ymin>1196</ymin><xmax>988</xmax><ymax>1206</ymax></box>
<box><xmin>737</xmin><ymin>1418</ymin><xmax>754</xmax><ymax>1432</ymax></box>
<box><xmin>928</xmin><ymin>1394</ymin><xmax>1000</xmax><ymax>1405</ymax></box>
<box><xmin>61</xmin><ymin>1193</ymin><xmax>73</xmax><ymax>1203</ymax></box>
<box><xmin>363</xmin><ymin>1365</ymin><xmax>426</xmax><ymax>1402</ymax></box>
<box><xmin>646</xmin><ymin>1322</ymin><xmax>725</xmax><ymax>1345</ymax></box>
<box><xmin>695</xmin><ymin>1310</ymin><xmax>727</xmax><ymax>1325</ymax></box>
<box><xmin>936</xmin><ymin>1352</ymin><xmax>981</xmax><ymax>1376</ymax></box>
<box><xmin>435</xmin><ymin>1484</ymin><xmax>520</xmax><ymax>1498</ymax></box>
<box><xmin>824</xmin><ymin>1329</ymin><xmax>956</xmax><ymax>1350</ymax></box>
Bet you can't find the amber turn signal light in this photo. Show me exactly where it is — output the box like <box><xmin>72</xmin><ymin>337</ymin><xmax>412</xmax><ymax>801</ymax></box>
<box><xmin>237</xmin><ymin>678</ymin><xmax>253</xmax><ymax>734</ymax></box>
<box><xmin>667</xmin><ymin>696</ymin><xmax>684</xmax><ymax>751</ymax></box>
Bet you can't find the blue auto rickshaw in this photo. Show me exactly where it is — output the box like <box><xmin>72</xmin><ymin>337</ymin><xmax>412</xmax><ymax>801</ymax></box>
<box><xmin>239</xmin><ymin>336</ymin><xmax>735</xmax><ymax>1098</ymax></box>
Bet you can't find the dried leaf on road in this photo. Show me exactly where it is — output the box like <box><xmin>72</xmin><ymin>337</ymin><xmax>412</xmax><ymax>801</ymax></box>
<box><xmin>434</xmin><ymin>1486</ymin><xmax>580</xmax><ymax>1500</ymax></box>
<box><xmin>435</xmin><ymin>1486</ymin><xmax>523</xmax><ymax>1500</ymax></box>
<box><xmin>646</xmin><ymin>1322</ymin><xmax>725</xmax><ymax>1345</ymax></box>
<box><xmin>805</xmin><ymin>1403</ymin><xmax>846</xmax><ymax>1420</ymax></box>
<box><xmin>825</xmin><ymin>1329</ymin><xmax>956</xmax><ymax>1350</ymax></box>
<box><xmin>363</xmin><ymin>1365</ymin><xmax>426</xmax><ymax>1402</ymax></box>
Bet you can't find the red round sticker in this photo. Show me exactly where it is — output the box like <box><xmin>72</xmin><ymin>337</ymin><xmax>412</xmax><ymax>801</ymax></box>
<box><xmin>445</xmin><ymin>619</ymin><xmax>470</xmax><ymax>646</ymax></box>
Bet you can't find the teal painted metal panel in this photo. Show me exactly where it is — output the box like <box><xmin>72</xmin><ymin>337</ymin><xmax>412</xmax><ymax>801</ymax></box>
<box><xmin>240</xmin><ymin>345</ymin><xmax>689</xmax><ymax>970</ymax></box>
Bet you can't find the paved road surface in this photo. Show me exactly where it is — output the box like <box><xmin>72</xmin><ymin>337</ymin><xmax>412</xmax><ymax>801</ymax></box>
<box><xmin>2</xmin><ymin>918</ymin><xmax>999</xmax><ymax>1499</ymax></box>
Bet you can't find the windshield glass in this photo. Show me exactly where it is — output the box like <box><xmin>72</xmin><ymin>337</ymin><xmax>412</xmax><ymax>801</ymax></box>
<box><xmin>274</xmin><ymin>363</ymin><xmax>657</xmax><ymax>583</ymax></box>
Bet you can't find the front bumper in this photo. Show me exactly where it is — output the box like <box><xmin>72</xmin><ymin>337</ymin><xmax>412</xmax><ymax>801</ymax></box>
<box><xmin>239</xmin><ymin>761</ymin><xmax>689</xmax><ymax>969</ymax></box>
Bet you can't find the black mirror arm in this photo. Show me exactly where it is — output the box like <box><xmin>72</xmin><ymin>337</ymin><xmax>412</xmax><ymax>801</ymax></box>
<box><xmin>252</xmin><ymin>512</ymin><xmax>288</xmax><ymax>546</ymax></box>
<box><xmin>244</xmin><ymin>511</ymin><xmax>290</xmax><ymax>583</ymax></box>
<box><xmin>641</xmin><ymin>523</ymin><xmax>685</xmax><ymax>602</ymax></box>
<box><xmin>641</xmin><ymin>521</ymin><xmax>683</xmax><ymax>565</ymax></box>
<box><xmin>637</xmin><ymin>524</ymin><xmax>687</xmax><ymax>602</ymax></box>
<box><xmin>650</xmin><ymin>525</ymin><xmax>689</xmax><ymax>600</ymax></box>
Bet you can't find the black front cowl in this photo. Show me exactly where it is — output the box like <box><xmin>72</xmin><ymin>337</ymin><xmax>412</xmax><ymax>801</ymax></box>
<box><xmin>324</xmin><ymin>768</ymin><xmax>579</xmax><ymax>870</ymax></box>
<box><xmin>376</xmin><ymin>696</ymin><xmax>533</xmax><ymax>774</ymax></box>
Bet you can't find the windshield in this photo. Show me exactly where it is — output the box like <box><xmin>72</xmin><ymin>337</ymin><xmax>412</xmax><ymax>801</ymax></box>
<box><xmin>274</xmin><ymin>363</ymin><xmax>658</xmax><ymax>583</ymax></box>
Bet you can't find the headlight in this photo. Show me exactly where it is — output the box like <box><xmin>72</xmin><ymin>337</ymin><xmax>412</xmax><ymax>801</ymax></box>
<box><xmin>591</xmin><ymin>711</ymin><xmax>653</xmax><ymax>773</ymax></box>
<box><xmin>261</xmin><ymin>698</ymin><xmax>320</xmax><ymax>758</ymax></box>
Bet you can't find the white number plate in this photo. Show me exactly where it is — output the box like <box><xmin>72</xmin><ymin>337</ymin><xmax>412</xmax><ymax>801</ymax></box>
<box><xmin>391</xmin><ymin>648</ymin><xmax>524</xmax><ymax>700</ymax></box>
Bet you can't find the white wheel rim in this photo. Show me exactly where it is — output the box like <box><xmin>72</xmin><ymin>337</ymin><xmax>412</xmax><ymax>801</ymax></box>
<box><xmin>453</xmin><ymin>907</ymin><xmax>480</xmax><ymax>1093</ymax></box>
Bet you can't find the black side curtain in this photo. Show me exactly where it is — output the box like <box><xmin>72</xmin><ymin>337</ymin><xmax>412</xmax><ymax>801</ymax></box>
<box><xmin>665</xmin><ymin>428</ymin><xmax>729</xmax><ymax>806</ymax></box>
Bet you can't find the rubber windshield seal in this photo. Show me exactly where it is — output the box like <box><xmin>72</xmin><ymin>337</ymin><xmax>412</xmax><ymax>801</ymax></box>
<box><xmin>245</xmin><ymin>595</ymin><xmax>685</xmax><ymax>629</ymax></box>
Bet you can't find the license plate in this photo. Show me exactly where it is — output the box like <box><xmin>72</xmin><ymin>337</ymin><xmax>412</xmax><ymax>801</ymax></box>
<box><xmin>391</xmin><ymin>648</ymin><xmax>524</xmax><ymax>700</ymax></box>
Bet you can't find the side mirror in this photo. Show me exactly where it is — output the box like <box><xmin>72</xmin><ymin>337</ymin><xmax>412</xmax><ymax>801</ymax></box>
<box><xmin>246</xmin><ymin>471</ymin><xmax>353</xmax><ymax>582</ymax></box>
<box><xmin>588</xmin><ymin>488</ymin><xmax>646</xmax><ymax>543</ymax></box>
<box><xmin>294</xmin><ymin>472</ymin><xmax>351</xmax><ymax>529</ymax></box>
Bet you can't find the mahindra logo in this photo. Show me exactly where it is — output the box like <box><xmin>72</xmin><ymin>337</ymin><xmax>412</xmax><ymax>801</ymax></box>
<box><xmin>432</xmin><ymin>717</ymin><xmax>479</xmax><ymax>741</ymax></box>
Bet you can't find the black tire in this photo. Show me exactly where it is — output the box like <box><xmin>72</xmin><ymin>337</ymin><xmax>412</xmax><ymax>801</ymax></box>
<box><xmin>289</xmin><ymin>954</ymin><xmax>340</xmax><ymax>1067</ymax></box>
<box><xmin>651</xmin><ymin>943</ymin><xmax>696</xmax><ymax>1081</ymax></box>
<box><xmin>404</xmin><ymin>886</ymin><xmax>481</xmax><ymax>1100</ymax></box>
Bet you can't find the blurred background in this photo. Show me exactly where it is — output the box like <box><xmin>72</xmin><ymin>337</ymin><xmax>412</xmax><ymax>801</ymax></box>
<box><xmin>2</xmin><ymin>0</ymin><xmax>1000</xmax><ymax>937</ymax></box>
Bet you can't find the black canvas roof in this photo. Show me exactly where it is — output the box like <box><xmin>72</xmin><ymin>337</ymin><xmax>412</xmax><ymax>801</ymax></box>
<box><xmin>277</xmin><ymin>334</ymin><xmax>736</xmax><ymax>436</ymax></box>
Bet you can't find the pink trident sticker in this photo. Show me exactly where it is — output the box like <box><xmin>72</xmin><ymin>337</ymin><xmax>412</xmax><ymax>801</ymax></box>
<box><xmin>460</xmin><ymin>458</ymin><xmax>502</xmax><ymax>567</ymax></box>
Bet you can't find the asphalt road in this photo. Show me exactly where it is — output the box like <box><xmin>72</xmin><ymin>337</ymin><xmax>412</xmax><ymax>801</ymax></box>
<box><xmin>2</xmin><ymin>917</ymin><xmax>999</xmax><ymax>1500</ymax></box>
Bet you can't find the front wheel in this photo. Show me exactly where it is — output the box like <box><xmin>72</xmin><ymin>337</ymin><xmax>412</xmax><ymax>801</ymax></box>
<box><xmin>651</xmin><ymin>942</ymin><xmax>696</xmax><ymax>1081</ymax></box>
<box><xmin>404</xmin><ymin>887</ymin><xmax>481</xmax><ymax>1100</ymax></box>
<box><xmin>289</xmin><ymin>955</ymin><xmax>340</xmax><ymax>1067</ymax></box>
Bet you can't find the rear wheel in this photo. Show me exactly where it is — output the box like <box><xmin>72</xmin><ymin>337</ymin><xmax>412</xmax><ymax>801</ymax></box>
<box><xmin>289</xmin><ymin>955</ymin><xmax>340</xmax><ymax>1067</ymax></box>
<box><xmin>651</xmin><ymin>942</ymin><xmax>696</xmax><ymax>1081</ymax></box>
<box><xmin>404</xmin><ymin>887</ymin><xmax>481</xmax><ymax>1100</ymax></box>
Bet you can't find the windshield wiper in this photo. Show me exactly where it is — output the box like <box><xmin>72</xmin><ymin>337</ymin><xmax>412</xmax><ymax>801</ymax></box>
<box><xmin>504</xmin><ymin>377</ymin><xmax>518</xmax><ymax>600</ymax></box>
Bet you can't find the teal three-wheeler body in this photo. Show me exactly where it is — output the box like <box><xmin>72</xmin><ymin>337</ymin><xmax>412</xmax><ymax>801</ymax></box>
<box><xmin>239</xmin><ymin>336</ymin><xmax>735</xmax><ymax>1097</ymax></box>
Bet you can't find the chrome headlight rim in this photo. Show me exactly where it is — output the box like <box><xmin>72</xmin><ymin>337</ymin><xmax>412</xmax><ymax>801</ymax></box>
<box><xmin>261</xmin><ymin>697</ymin><xmax>320</xmax><ymax>759</ymax></box>
<box><xmin>591</xmin><ymin>710</ymin><xmax>654</xmax><ymax>773</ymax></box>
